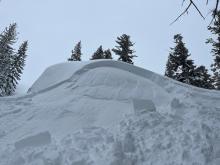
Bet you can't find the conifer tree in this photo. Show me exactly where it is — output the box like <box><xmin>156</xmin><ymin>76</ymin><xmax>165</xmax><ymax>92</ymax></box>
<box><xmin>177</xmin><ymin>58</ymin><xmax>195</xmax><ymax>84</ymax></box>
<box><xmin>165</xmin><ymin>34</ymin><xmax>196</xmax><ymax>85</ymax></box>
<box><xmin>104</xmin><ymin>49</ymin><xmax>112</xmax><ymax>59</ymax></box>
<box><xmin>90</xmin><ymin>46</ymin><xmax>105</xmax><ymax>60</ymax></box>
<box><xmin>11</xmin><ymin>41</ymin><xmax>28</xmax><ymax>90</ymax></box>
<box><xmin>0</xmin><ymin>23</ymin><xmax>28</xmax><ymax>96</ymax></box>
<box><xmin>112</xmin><ymin>34</ymin><xmax>136</xmax><ymax>64</ymax></box>
<box><xmin>165</xmin><ymin>53</ymin><xmax>178</xmax><ymax>79</ymax></box>
<box><xmin>0</xmin><ymin>23</ymin><xmax>17</xmax><ymax>96</ymax></box>
<box><xmin>68</xmin><ymin>41</ymin><xmax>82</xmax><ymax>61</ymax></box>
<box><xmin>193</xmin><ymin>65</ymin><xmax>214</xmax><ymax>89</ymax></box>
<box><xmin>207</xmin><ymin>10</ymin><xmax>220</xmax><ymax>89</ymax></box>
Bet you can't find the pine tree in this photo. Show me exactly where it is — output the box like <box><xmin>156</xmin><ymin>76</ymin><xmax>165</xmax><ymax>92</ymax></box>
<box><xmin>177</xmin><ymin>58</ymin><xmax>195</xmax><ymax>85</ymax></box>
<box><xmin>90</xmin><ymin>46</ymin><xmax>105</xmax><ymax>60</ymax></box>
<box><xmin>0</xmin><ymin>23</ymin><xmax>17</xmax><ymax>96</ymax></box>
<box><xmin>165</xmin><ymin>53</ymin><xmax>178</xmax><ymax>79</ymax></box>
<box><xmin>192</xmin><ymin>65</ymin><xmax>214</xmax><ymax>89</ymax></box>
<box><xmin>207</xmin><ymin>10</ymin><xmax>220</xmax><ymax>89</ymax></box>
<box><xmin>165</xmin><ymin>34</ymin><xmax>196</xmax><ymax>85</ymax></box>
<box><xmin>68</xmin><ymin>41</ymin><xmax>82</xmax><ymax>61</ymax></box>
<box><xmin>0</xmin><ymin>23</ymin><xmax>28</xmax><ymax>96</ymax></box>
<box><xmin>104</xmin><ymin>49</ymin><xmax>112</xmax><ymax>59</ymax></box>
<box><xmin>112</xmin><ymin>34</ymin><xmax>136</xmax><ymax>64</ymax></box>
<box><xmin>11</xmin><ymin>41</ymin><xmax>28</xmax><ymax>90</ymax></box>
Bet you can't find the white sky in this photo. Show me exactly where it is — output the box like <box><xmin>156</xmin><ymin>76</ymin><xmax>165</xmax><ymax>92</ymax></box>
<box><xmin>0</xmin><ymin>0</ymin><xmax>216</xmax><ymax>90</ymax></box>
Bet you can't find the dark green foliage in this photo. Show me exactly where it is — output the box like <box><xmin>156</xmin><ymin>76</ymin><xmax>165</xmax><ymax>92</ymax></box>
<box><xmin>112</xmin><ymin>34</ymin><xmax>136</xmax><ymax>64</ymax></box>
<box><xmin>192</xmin><ymin>65</ymin><xmax>214</xmax><ymax>89</ymax></box>
<box><xmin>90</xmin><ymin>46</ymin><xmax>105</xmax><ymax>60</ymax></box>
<box><xmin>166</xmin><ymin>34</ymin><xmax>214</xmax><ymax>89</ymax></box>
<box><xmin>0</xmin><ymin>23</ymin><xmax>28</xmax><ymax>96</ymax></box>
<box><xmin>12</xmin><ymin>41</ymin><xmax>28</xmax><ymax>83</ymax></box>
<box><xmin>104</xmin><ymin>49</ymin><xmax>112</xmax><ymax>59</ymax></box>
<box><xmin>176</xmin><ymin>58</ymin><xmax>195</xmax><ymax>85</ymax></box>
<box><xmin>207</xmin><ymin>10</ymin><xmax>220</xmax><ymax>89</ymax></box>
<box><xmin>165</xmin><ymin>53</ymin><xmax>178</xmax><ymax>79</ymax></box>
<box><xmin>212</xmin><ymin>72</ymin><xmax>220</xmax><ymax>90</ymax></box>
<box><xmin>0</xmin><ymin>23</ymin><xmax>17</xmax><ymax>96</ymax></box>
<box><xmin>165</xmin><ymin>34</ymin><xmax>196</xmax><ymax>85</ymax></box>
<box><xmin>68</xmin><ymin>41</ymin><xmax>82</xmax><ymax>61</ymax></box>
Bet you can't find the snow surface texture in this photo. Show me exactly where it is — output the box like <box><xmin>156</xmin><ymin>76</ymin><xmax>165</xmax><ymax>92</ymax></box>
<box><xmin>0</xmin><ymin>60</ymin><xmax>220</xmax><ymax>165</ymax></box>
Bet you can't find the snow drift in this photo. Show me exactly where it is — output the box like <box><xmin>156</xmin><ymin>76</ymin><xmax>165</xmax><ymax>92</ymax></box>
<box><xmin>0</xmin><ymin>60</ymin><xmax>220</xmax><ymax>165</ymax></box>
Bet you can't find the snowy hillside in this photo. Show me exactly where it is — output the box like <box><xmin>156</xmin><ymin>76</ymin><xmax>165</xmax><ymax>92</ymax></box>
<box><xmin>0</xmin><ymin>60</ymin><xmax>220</xmax><ymax>165</ymax></box>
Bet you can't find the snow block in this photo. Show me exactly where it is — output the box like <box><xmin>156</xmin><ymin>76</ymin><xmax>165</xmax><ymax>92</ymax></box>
<box><xmin>132</xmin><ymin>99</ymin><xmax>156</xmax><ymax>115</ymax></box>
<box><xmin>14</xmin><ymin>131</ymin><xmax>51</xmax><ymax>150</ymax></box>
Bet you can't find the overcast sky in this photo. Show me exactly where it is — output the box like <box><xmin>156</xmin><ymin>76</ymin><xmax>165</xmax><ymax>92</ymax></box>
<box><xmin>0</xmin><ymin>0</ymin><xmax>216</xmax><ymax>90</ymax></box>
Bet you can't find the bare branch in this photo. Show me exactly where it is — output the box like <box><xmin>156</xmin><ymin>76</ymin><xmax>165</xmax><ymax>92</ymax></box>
<box><xmin>190</xmin><ymin>0</ymin><xmax>205</xmax><ymax>19</ymax></box>
<box><xmin>172</xmin><ymin>0</ymin><xmax>220</xmax><ymax>25</ymax></box>
<box><xmin>171</xmin><ymin>0</ymin><xmax>205</xmax><ymax>25</ymax></box>
<box><xmin>170</xmin><ymin>0</ymin><xmax>205</xmax><ymax>25</ymax></box>
<box><xmin>170</xmin><ymin>2</ymin><xmax>192</xmax><ymax>25</ymax></box>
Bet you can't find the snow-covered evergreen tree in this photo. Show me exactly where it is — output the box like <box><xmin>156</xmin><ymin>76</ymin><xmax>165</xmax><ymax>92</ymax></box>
<box><xmin>90</xmin><ymin>46</ymin><xmax>105</xmax><ymax>60</ymax></box>
<box><xmin>10</xmin><ymin>41</ymin><xmax>28</xmax><ymax>91</ymax></box>
<box><xmin>104</xmin><ymin>49</ymin><xmax>112</xmax><ymax>59</ymax></box>
<box><xmin>192</xmin><ymin>65</ymin><xmax>214</xmax><ymax>89</ymax></box>
<box><xmin>165</xmin><ymin>53</ymin><xmax>178</xmax><ymax>79</ymax></box>
<box><xmin>165</xmin><ymin>34</ymin><xmax>196</xmax><ymax>85</ymax></box>
<box><xmin>112</xmin><ymin>34</ymin><xmax>136</xmax><ymax>64</ymax></box>
<box><xmin>0</xmin><ymin>23</ymin><xmax>17</xmax><ymax>96</ymax></box>
<box><xmin>0</xmin><ymin>23</ymin><xmax>28</xmax><ymax>96</ymax></box>
<box><xmin>68</xmin><ymin>41</ymin><xmax>82</xmax><ymax>61</ymax></box>
<box><xmin>207</xmin><ymin>10</ymin><xmax>220</xmax><ymax>89</ymax></box>
<box><xmin>177</xmin><ymin>58</ymin><xmax>195</xmax><ymax>85</ymax></box>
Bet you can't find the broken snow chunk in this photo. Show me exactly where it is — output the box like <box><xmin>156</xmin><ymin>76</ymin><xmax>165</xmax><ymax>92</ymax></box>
<box><xmin>133</xmin><ymin>99</ymin><xmax>156</xmax><ymax>115</ymax></box>
<box><xmin>14</xmin><ymin>131</ymin><xmax>51</xmax><ymax>150</ymax></box>
<box><xmin>171</xmin><ymin>98</ymin><xmax>185</xmax><ymax>109</ymax></box>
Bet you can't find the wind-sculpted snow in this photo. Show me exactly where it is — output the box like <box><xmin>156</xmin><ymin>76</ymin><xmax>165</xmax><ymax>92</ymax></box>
<box><xmin>0</xmin><ymin>60</ymin><xmax>220</xmax><ymax>165</ymax></box>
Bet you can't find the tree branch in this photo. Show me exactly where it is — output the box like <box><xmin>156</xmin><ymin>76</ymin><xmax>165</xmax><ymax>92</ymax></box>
<box><xmin>171</xmin><ymin>0</ymin><xmax>205</xmax><ymax>25</ymax></box>
<box><xmin>191</xmin><ymin>0</ymin><xmax>205</xmax><ymax>19</ymax></box>
<box><xmin>210</xmin><ymin>0</ymin><xmax>219</xmax><ymax>24</ymax></box>
<box><xmin>171</xmin><ymin>0</ymin><xmax>220</xmax><ymax>25</ymax></box>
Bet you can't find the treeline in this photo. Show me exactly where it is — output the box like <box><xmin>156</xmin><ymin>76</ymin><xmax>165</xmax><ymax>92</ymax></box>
<box><xmin>0</xmin><ymin>23</ymin><xmax>28</xmax><ymax>97</ymax></box>
<box><xmin>68</xmin><ymin>11</ymin><xmax>220</xmax><ymax>90</ymax></box>
<box><xmin>67</xmin><ymin>34</ymin><xmax>136</xmax><ymax>65</ymax></box>
<box><xmin>165</xmin><ymin>10</ymin><xmax>220</xmax><ymax>90</ymax></box>
<box><xmin>2</xmin><ymin>11</ymin><xmax>220</xmax><ymax>97</ymax></box>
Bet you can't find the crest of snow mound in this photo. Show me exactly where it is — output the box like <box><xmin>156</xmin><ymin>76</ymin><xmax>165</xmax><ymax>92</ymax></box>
<box><xmin>28</xmin><ymin>61</ymin><xmax>90</xmax><ymax>93</ymax></box>
<box><xmin>1</xmin><ymin>60</ymin><xmax>220</xmax><ymax>165</ymax></box>
<box><xmin>29</xmin><ymin>60</ymin><xmax>170</xmax><ymax>93</ymax></box>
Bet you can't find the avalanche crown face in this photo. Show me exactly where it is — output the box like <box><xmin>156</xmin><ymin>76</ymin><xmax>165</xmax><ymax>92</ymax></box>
<box><xmin>0</xmin><ymin>60</ymin><xmax>220</xmax><ymax>165</ymax></box>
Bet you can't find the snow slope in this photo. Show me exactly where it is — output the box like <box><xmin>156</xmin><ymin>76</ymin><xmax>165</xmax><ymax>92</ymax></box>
<box><xmin>0</xmin><ymin>60</ymin><xmax>220</xmax><ymax>165</ymax></box>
